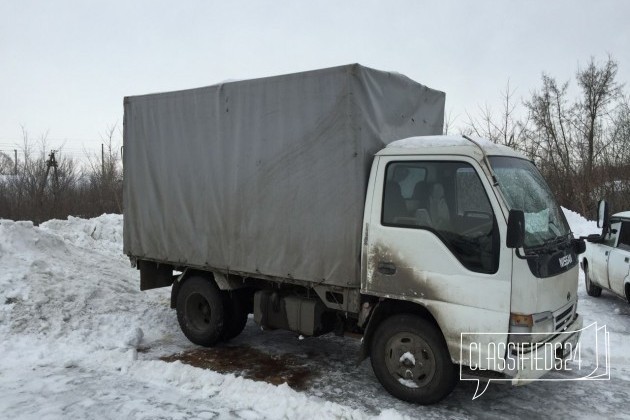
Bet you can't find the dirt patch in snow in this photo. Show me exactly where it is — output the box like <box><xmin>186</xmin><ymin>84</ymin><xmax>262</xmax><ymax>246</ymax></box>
<box><xmin>161</xmin><ymin>345</ymin><xmax>317</xmax><ymax>390</ymax></box>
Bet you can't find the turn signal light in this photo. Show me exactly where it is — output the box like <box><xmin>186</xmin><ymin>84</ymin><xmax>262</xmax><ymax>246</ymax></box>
<box><xmin>510</xmin><ymin>313</ymin><xmax>534</xmax><ymax>327</ymax></box>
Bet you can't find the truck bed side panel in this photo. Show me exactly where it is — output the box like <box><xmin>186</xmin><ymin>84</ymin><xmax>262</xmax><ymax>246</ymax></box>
<box><xmin>123</xmin><ymin>64</ymin><xmax>444</xmax><ymax>287</ymax></box>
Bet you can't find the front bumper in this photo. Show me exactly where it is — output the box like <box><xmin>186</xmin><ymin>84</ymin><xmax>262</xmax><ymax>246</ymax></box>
<box><xmin>509</xmin><ymin>313</ymin><xmax>583</xmax><ymax>384</ymax></box>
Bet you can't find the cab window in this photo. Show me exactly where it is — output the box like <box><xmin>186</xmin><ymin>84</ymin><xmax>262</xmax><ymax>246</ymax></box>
<box><xmin>617</xmin><ymin>221</ymin><xmax>630</xmax><ymax>251</ymax></box>
<box><xmin>381</xmin><ymin>161</ymin><xmax>498</xmax><ymax>274</ymax></box>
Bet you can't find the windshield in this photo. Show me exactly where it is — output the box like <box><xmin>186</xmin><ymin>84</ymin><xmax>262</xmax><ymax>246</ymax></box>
<box><xmin>489</xmin><ymin>156</ymin><xmax>571</xmax><ymax>248</ymax></box>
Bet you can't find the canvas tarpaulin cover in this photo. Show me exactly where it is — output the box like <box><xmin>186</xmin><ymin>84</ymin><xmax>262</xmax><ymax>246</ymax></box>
<box><xmin>123</xmin><ymin>64</ymin><xmax>445</xmax><ymax>287</ymax></box>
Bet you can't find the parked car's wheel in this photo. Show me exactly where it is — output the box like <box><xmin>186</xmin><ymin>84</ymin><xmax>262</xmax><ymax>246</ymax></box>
<box><xmin>370</xmin><ymin>314</ymin><xmax>457</xmax><ymax>405</ymax></box>
<box><xmin>176</xmin><ymin>276</ymin><xmax>225</xmax><ymax>346</ymax></box>
<box><xmin>584</xmin><ymin>262</ymin><xmax>602</xmax><ymax>297</ymax></box>
<box><xmin>221</xmin><ymin>290</ymin><xmax>249</xmax><ymax>341</ymax></box>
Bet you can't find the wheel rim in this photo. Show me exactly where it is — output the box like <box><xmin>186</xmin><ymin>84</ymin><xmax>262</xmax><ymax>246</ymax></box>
<box><xmin>384</xmin><ymin>331</ymin><xmax>436</xmax><ymax>388</ymax></box>
<box><xmin>185</xmin><ymin>293</ymin><xmax>212</xmax><ymax>333</ymax></box>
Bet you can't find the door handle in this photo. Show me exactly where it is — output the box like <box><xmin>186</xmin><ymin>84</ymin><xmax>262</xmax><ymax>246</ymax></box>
<box><xmin>605</xmin><ymin>251</ymin><xmax>609</xmax><ymax>256</ymax></box>
<box><xmin>377</xmin><ymin>262</ymin><xmax>397</xmax><ymax>275</ymax></box>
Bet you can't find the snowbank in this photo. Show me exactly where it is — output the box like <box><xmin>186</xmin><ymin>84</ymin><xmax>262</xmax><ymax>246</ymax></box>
<box><xmin>562</xmin><ymin>206</ymin><xmax>599</xmax><ymax>238</ymax></box>
<box><xmin>0</xmin><ymin>215</ymin><xmax>385</xmax><ymax>419</ymax></box>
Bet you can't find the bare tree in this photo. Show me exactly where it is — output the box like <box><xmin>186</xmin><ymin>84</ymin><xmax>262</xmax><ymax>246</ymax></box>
<box><xmin>83</xmin><ymin>124</ymin><xmax>123</xmax><ymax>215</ymax></box>
<box><xmin>523</xmin><ymin>58</ymin><xmax>625</xmax><ymax>214</ymax></box>
<box><xmin>575</xmin><ymin>56</ymin><xmax>622</xmax><ymax>179</ymax></box>
<box><xmin>463</xmin><ymin>81</ymin><xmax>530</xmax><ymax>153</ymax></box>
<box><xmin>0</xmin><ymin>151</ymin><xmax>13</xmax><ymax>175</ymax></box>
<box><xmin>0</xmin><ymin>127</ymin><xmax>78</xmax><ymax>223</ymax></box>
<box><xmin>443</xmin><ymin>109</ymin><xmax>457</xmax><ymax>135</ymax></box>
<box><xmin>522</xmin><ymin>74</ymin><xmax>580</xmax><ymax>208</ymax></box>
<box><xmin>461</xmin><ymin>56</ymin><xmax>628</xmax><ymax>215</ymax></box>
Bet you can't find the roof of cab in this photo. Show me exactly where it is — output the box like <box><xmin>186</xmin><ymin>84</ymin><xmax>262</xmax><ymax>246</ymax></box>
<box><xmin>378</xmin><ymin>135</ymin><xmax>525</xmax><ymax>160</ymax></box>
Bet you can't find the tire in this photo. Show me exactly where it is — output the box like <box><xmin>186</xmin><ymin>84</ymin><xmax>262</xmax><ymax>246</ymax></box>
<box><xmin>584</xmin><ymin>263</ymin><xmax>602</xmax><ymax>297</ymax></box>
<box><xmin>370</xmin><ymin>314</ymin><xmax>457</xmax><ymax>405</ymax></box>
<box><xmin>221</xmin><ymin>290</ymin><xmax>249</xmax><ymax>341</ymax></box>
<box><xmin>176</xmin><ymin>276</ymin><xmax>225</xmax><ymax>346</ymax></box>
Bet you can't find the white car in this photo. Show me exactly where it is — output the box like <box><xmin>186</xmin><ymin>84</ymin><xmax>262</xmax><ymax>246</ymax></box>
<box><xmin>582</xmin><ymin>210</ymin><xmax>630</xmax><ymax>303</ymax></box>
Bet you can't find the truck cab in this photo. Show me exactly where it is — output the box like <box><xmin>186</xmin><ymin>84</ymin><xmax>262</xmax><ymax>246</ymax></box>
<box><xmin>359</xmin><ymin>135</ymin><xmax>584</xmax><ymax>400</ymax></box>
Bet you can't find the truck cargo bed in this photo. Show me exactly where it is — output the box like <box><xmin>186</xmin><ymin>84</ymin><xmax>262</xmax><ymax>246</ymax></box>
<box><xmin>123</xmin><ymin>64</ymin><xmax>444</xmax><ymax>287</ymax></box>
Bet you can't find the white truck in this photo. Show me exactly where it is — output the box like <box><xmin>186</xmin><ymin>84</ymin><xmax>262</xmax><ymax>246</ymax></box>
<box><xmin>123</xmin><ymin>64</ymin><xmax>585</xmax><ymax>404</ymax></box>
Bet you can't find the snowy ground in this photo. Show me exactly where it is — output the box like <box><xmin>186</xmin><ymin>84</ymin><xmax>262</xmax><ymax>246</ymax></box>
<box><xmin>0</xmin><ymin>210</ymin><xmax>629</xmax><ymax>419</ymax></box>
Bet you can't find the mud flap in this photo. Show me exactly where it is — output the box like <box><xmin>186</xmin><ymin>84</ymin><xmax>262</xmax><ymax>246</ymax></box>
<box><xmin>170</xmin><ymin>269</ymin><xmax>191</xmax><ymax>309</ymax></box>
<box><xmin>357</xmin><ymin>301</ymin><xmax>382</xmax><ymax>365</ymax></box>
<box><xmin>139</xmin><ymin>260</ymin><xmax>174</xmax><ymax>291</ymax></box>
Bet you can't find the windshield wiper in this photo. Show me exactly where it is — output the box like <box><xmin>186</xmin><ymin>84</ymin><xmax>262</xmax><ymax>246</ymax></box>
<box><xmin>523</xmin><ymin>234</ymin><xmax>570</xmax><ymax>256</ymax></box>
<box><xmin>538</xmin><ymin>234</ymin><xmax>571</xmax><ymax>253</ymax></box>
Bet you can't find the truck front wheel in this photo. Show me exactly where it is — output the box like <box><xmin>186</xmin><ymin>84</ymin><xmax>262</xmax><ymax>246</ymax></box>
<box><xmin>176</xmin><ymin>276</ymin><xmax>225</xmax><ymax>346</ymax></box>
<box><xmin>370</xmin><ymin>314</ymin><xmax>457</xmax><ymax>404</ymax></box>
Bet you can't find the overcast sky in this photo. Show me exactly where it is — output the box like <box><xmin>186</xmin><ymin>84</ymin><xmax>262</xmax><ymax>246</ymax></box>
<box><xmin>1</xmin><ymin>0</ymin><xmax>628</xmax><ymax>159</ymax></box>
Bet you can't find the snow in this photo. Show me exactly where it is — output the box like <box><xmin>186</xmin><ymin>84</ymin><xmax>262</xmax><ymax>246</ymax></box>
<box><xmin>0</xmin><ymin>215</ymin><xmax>367</xmax><ymax>419</ymax></box>
<box><xmin>563</xmin><ymin>207</ymin><xmax>599</xmax><ymax>238</ymax></box>
<box><xmin>397</xmin><ymin>378</ymin><xmax>419</xmax><ymax>389</ymax></box>
<box><xmin>0</xmin><ymin>209</ymin><xmax>629</xmax><ymax>419</ymax></box>
<box><xmin>399</xmin><ymin>352</ymin><xmax>416</xmax><ymax>366</ymax></box>
<box><xmin>387</xmin><ymin>135</ymin><xmax>518</xmax><ymax>156</ymax></box>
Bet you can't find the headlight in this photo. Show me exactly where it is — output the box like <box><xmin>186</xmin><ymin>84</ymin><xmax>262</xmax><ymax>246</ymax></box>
<box><xmin>531</xmin><ymin>312</ymin><xmax>554</xmax><ymax>334</ymax></box>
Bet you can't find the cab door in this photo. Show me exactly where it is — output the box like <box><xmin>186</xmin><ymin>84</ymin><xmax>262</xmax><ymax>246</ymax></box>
<box><xmin>362</xmin><ymin>155</ymin><xmax>512</xmax><ymax>368</ymax></box>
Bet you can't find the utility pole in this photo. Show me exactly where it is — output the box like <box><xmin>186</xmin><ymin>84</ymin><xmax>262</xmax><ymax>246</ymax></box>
<box><xmin>49</xmin><ymin>151</ymin><xmax>59</xmax><ymax>193</ymax></box>
<box><xmin>39</xmin><ymin>150</ymin><xmax>59</xmax><ymax>203</ymax></box>
<box><xmin>14</xmin><ymin>149</ymin><xmax>17</xmax><ymax>175</ymax></box>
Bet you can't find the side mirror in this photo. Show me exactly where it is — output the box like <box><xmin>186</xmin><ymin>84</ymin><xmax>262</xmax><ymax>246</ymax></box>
<box><xmin>572</xmin><ymin>238</ymin><xmax>586</xmax><ymax>255</ymax></box>
<box><xmin>586</xmin><ymin>233</ymin><xmax>601</xmax><ymax>242</ymax></box>
<box><xmin>597</xmin><ymin>200</ymin><xmax>609</xmax><ymax>229</ymax></box>
<box><xmin>583</xmin><ymin>200</ymin><xmax>611</xmax><ymax>243</ymax></box>
<box><xmin>506</xmin><ymin>209</ymin><xmax>525</xmax><ymax>249</ymax></box>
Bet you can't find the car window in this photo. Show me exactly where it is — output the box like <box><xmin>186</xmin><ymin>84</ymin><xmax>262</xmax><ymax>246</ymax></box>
<box><xmin>617</xmin><ymin>221</ymin><xmax>630</xmax><ymax>251</ymax></box>
<box><xmin>604</xmin><ymin>221</ymin><xmax>621</xmax><ymax>247</ymax></box>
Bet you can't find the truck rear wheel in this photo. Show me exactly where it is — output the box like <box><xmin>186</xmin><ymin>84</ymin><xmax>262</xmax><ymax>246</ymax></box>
<box><xmin>370</xmin><ymin>314</ymin><xmax>457</xmax><ymax>404</ymax></box>
<box><xmin>176</xmin><ymin>276</ymin><xmax>225</xmax><ymax>346</ymax></box>
<box><xmin>221</xmin><ymin>290</ymin><xmax>249</xmax><ymax>341</ymax></box>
